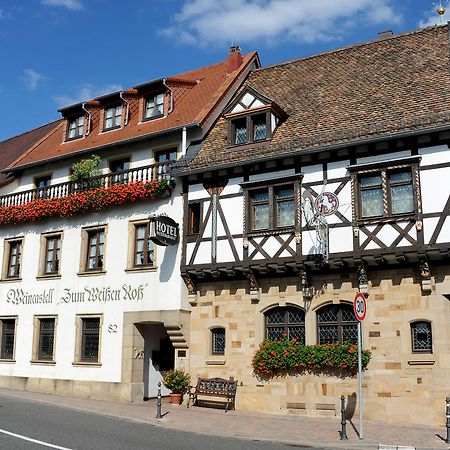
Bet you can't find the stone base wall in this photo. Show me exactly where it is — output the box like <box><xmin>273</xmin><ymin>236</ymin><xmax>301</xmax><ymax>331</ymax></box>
<box><xmin>0</xmin><ymin>375</ymin><xmax>144</xmax><ymax>402</ymax></box>
<box><xmin>189</xmin><ymin>266</ymin><xmax>450</xmax><ymax>426</ymax></box>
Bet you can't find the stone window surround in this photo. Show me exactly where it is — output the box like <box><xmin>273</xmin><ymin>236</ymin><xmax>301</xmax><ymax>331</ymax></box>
<box><xmin>1</xmin><ymin>237</ymin><xmax>24</xmax><ymax>281</ymax></box>
<box><xmin>37</xmin><ymin>231</ymin><xmax>63</xmax><ymax>279</ymax></box>
<box><xmin>125</xmin><ymin>219</ymin><xmax>157</xmax><ymax>272</ymax></box>
<box><xmin>31</xmin><ymin>315</ymin><xmax>58</xmax><ymax>364</ymax></box>
<box><xmin>73</xmin><ymin>314</ymin><xmax>103</xmax><ymax>366</ymax></box>
<box><xmin>78</xmin><ymin>225</ymin><xmax>108</xmax><ymax>276</ymax></box>
<box><xmin>0</xmin><ymin>316</ymin><xmax>17</xmax><ymax>361</ymax></box>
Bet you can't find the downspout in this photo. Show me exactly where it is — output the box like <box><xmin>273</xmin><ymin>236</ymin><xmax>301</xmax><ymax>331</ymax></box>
<box><xmin>81</xmin><ymin>102</ymin><xmax>91</xmax><ymax>136</ymax></box>
<box><xmin>119</xmin><ymin>91</ymin><xmax>130</xmax><ymax>126</ymax></box>
<box><xmin>162</xmin><ymin>78</ymin><xmax>174</xmax><ymax>114</ymax></box>
<box><xmin>181</xmin><ymin>126</ymin><xmax>187</xmax><ymax>157</ymax></box>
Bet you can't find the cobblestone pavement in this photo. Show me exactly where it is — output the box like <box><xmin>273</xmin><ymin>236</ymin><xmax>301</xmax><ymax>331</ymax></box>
<box><xmin>0</xmin><ymin>388</ymin><xmax>448</xmax><ymax>450</ymax></box>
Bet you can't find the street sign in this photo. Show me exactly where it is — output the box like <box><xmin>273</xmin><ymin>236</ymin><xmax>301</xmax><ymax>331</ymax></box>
<box><xmin>353</xmin><ymin>292</ymin><xmax>367</xmax><ymax>321</ymax></box>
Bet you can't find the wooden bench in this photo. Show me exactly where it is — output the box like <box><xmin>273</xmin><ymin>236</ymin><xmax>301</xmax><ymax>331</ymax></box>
<box><xmin>187</xmin><ymin>377</ymin><xmax>237</xmax><ymax>412</ymax></box>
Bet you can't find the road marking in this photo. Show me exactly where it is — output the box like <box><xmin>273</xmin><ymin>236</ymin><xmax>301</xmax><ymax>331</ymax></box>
<box><xmin>0</xmin><ymin>428</ymin><xmax>72</xmax><ymax>449</ymax></box>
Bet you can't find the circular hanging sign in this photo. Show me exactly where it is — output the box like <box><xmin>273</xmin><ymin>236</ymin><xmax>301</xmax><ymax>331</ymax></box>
<box><xmin>353</xmin><ymin>292</ymin><xmax>367</xmax><ymax>321</ymax></box>
<box><xmin>314</xmin><ymin>192</ymin><xmax>339</xmax><ymax>216</ymax></box>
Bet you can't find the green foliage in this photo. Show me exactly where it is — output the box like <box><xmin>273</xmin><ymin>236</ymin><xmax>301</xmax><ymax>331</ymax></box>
<box><xmin>252</xmin><ymin>338</ymin><xmax>371</xmax><ymax>378</ymax></box>
<box><xmin>69</xmin><ymin>155</ymin><xmax>101</xmax><ymax>182</ymax></box>
<box><xmin>162</xmin><ymin>369</ymin><xmax>191</xmax><ymax>394</ymax></box>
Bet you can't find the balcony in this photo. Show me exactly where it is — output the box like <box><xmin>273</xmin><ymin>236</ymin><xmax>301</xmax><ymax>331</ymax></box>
<box><xmin>0</xmin><ymin>161</ymin><xmax>172</xmax><ymax>208</ymax></box>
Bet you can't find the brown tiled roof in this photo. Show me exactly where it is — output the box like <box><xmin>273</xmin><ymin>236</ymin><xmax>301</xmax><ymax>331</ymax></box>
<box><xmin>8</xmin><ymin>52</ymin><xmax>258</xmax><ymax>170</ymax></box>
<box><xmin>0</xmin><ymin>121</ymin><xmax>61</xmax><ymax>186</ymax></box>
<box><xmin>184</xmin><ymin>25</ymin><xmax>450</xmax><ymax>173</ymax></box>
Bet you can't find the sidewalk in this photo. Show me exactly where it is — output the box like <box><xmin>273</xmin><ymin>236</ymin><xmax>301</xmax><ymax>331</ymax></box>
<box><xmin>0</xmin><ymin>388</ymin><xmax>448</xmax><ymax>450</ymax></box>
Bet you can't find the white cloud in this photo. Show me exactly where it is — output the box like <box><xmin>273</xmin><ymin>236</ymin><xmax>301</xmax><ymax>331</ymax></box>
<box><xmin>41</xmin><ymin>0</ymin><xmax>83</xmax><ymax>11</ymax></box>
<box><xmin>52</xmin><ymin>84</ymin><xmax>122</xmax><ymax>108</ymax></box>
<box><xmin>22</xmin><ymin>69</ymin><xmax>44</xmax><ymax>91</ymax></box>
<box><xmin>418</xmin><ymin>7</ymin><xmax>449</xmax><ymax>28</ymax></box>
<box><xmin>159</xmin><ymin>0</ymin><xmax>401</xmax><ymax>46</ymax></box>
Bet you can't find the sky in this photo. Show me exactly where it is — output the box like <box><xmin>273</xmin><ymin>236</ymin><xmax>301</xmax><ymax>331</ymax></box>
<box><xmin>0</xmin><ymin>0</ymin><xmax>446</xmax><ymax>141</ymax></box>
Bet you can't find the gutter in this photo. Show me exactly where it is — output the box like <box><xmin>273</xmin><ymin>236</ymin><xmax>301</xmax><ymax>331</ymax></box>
<box><xmin>81</xmin><ymin>102</ymin><xmax>91</xmax><ymax>136</ymax></box>
<box><xmin>4</xmin><ymin>122</ymin><xmax>200</xmax><ymax>174</ymax></box>
<box><xmin>175</xmin><ymin>122</ymin><xmax>450</xmax><ymax>176</ymax></box>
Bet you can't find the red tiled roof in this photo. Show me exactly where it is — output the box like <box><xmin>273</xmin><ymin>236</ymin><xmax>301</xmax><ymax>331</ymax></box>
<box><xmin>8</xmin><ymin>52</ymin><xmax>258</xmax><ymax>170</ymax></box>
<box><xmin>0</xmin><ymin>121</ymin><xmax>61</xmax><ymax>186</ymax></box>
<box><xmin>184</xmin><ymin>26</ymin><xmax>450</xmax><ymax>172</ymax></box>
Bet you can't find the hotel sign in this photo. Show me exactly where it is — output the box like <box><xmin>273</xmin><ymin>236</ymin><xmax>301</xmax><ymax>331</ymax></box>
<box><xmin>151</xmin><ymin>215</ymin><xmax>179</xmax><ymax>246</ymax></box>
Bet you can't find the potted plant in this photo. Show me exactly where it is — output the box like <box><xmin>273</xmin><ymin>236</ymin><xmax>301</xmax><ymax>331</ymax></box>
<box><xmin>162</xmin><ymin>369</ymin><xmax>190</xmax><ymax>404</ymax></box>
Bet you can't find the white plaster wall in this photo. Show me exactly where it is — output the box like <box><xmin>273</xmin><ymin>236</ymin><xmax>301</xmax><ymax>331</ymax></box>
<box><xmin>189</xmin><ymin>183</ymin><xmax>209</xmax><ymax>201</ymax></box>
<box><xmin>356</xmin><ymin>150</ymin><xmax>411</xmax><ymax>165</ymax></box>
<box><xmin>221</xmin><ymin>177</ymin><xmax>242</xmax><ymax>196</ymax></box>
<box><xmin>327</xmin><ymin>160</ymin><xmax>350</xmax><ymax>180</ymax></box>
<box><xmin>220</xmin><ymin>197</ymin><xmax>243</xmax><ymax>235</ymax></box>
<box><xmin>193</xmin><ymin>241</ymin><xmax>211</xmax><ymax>265</ymax></box>
<box><xmin>419</xmin><ymin>144</ymin><xmax>450</xmax><ymax>166</ymax></box>
<box><xmin>329</xmin><ymin>226</ymin><xmax>353</xmax><ymax>254</ymax></box>
<box><xmin>249</xmin><ymin>168</ymin><xmax>295</xmax><ymax>182</ymax></box>
<box><xmin>302</xmin><ymin>165</ymin><xmax>323</xmax><ymax>184</ymax></box>
<box><xmin>420</xmin><ymin>167</ymin><xmax>450</xmax><ymax>214</ymax></box>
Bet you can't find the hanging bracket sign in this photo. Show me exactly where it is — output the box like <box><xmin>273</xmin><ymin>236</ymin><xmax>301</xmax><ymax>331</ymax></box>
<box><xmin>150</xmin><ymin>215</ymin><xmax>179</xmax><ymax>246</ymax></box>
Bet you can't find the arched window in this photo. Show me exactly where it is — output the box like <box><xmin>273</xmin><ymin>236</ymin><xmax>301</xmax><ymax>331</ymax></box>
<box><xmin>410</xmin><ymin>321</ymin><xmax>432</xmax><ymax>353</ymax></box>
<box><xmin>264</xmin><ymin>306</ymin><xmax>305</xmax><ymax>343</ymax></box>
<box><xmin>211</xmin><ymin>327</ymin><xmax>225</xmax><ymax>355</ymax></box>
<box><xmin>316</xmin><ymin>303</ymin><xmax>357</xmax><ymax>344</ymax></box>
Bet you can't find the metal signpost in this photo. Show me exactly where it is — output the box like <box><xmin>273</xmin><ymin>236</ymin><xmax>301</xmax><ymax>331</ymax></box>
<box><xmin>353</xmin><ymin>292</ymin><xmax>367</xmax><ymax>440</ymax></box>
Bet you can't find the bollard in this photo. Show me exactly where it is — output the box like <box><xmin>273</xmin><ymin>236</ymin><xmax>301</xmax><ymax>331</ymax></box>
<box><xmin>340</xmin><ymin>395</ymin><xmax>348</xmax><ymax>440</ymax></box>
<box><xmin>446</xmin><ymin>397</ymin><xmax>450</xmax><ymax>444</ymax></box>
<box><xmin>156</xmin><ymin>381</ymin><xmax>162</xmax><ymax>419</ymax></box>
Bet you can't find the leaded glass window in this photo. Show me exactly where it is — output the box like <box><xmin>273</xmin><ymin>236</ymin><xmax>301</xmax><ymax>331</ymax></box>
<box><xmin>411</xmin><ymin>321</ymin><xmax>432</xmax><ymax>353</ymax></box>
<box><xmin>389</xmin><ymin>171</ymin><xmax>413</xmax><ymax>214</ymax></box>
<box><xmin>234</xmin><ymin>118</ymin><xmax>247</xmax><ymax>145</ymax></box>
<box><xmin>7</xmin><ymin>240</ymin><xmax>22</xmax><ymax>278</ymax></box>
<box><xmin>0</xmin><ymin>318</ymin><xmax>15</xmax><ymax>360</ymax></box>
<box><xmin>104</xmin><ymin>105</ymin><xmax>122</xmax><ymax>130</ymax></box>
<box><xmin>276</xmin><ymin>187</ymin><xmax>295</xmax><ymax>228</ymax></box>
<box><xmin>265</xmin><ymin>306</ymin><xmax>305</xmax><ymax>343</ymax></box>
<box><xmin>87</xmin><ymin>229</ymin><xmax>105</xmax><ymax>271</ymax></box>
<box><xmin>251</xmin><ymin>190</ymin><xmax>270</xmax><ymax>230</ymax></box>
<box><xmin>211</xmin><ymin>328</ymin><xmax>225</xmax><ymax>354</ymax></box>
<box><xmin>145</xmin><ymin>93</ymin><xmax>164</xmax><ymax>119</ymax></box>
<box><xmin>37</xmin><ymin>318</ymin><xmax>55</xmax><ymax>361</ymax></box>
<box><xmin>253</xmin><ymin>114</ymin><xmax>267</xmax><ymax>141</ymax></box>
<box><xmin>317</xmin><ymin>304</ymin><xmax>357</xmax><ymax>344</ymax></box>
<box><xmin>134</xmin><ymin>224</ymin><xmax>154</xmax><ymax>267</ymax></box>
<box><xmin>360</xmin><ymin>175</ymin><xmax>383</xmax><ymax>218</ymax></box>
<box><xmin>81</xmin><ymin>317</ymin><xmax>100</xmax><ymax>362</ymax></box>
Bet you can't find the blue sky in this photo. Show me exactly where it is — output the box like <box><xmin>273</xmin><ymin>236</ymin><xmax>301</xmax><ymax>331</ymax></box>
<box><xmin>0</xmin><ymin>0</ymin><xmax>445</xmax><ymax>141</ymax></box>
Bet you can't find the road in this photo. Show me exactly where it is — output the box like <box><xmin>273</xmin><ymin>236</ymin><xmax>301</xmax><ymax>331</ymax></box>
<box><xmin>0</xmin><ymin>394</ymin><xmax>327</xmax><ymax>450</ymax></box>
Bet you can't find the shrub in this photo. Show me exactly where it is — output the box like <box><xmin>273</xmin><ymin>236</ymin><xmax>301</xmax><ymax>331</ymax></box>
<box><xmin>69</xmin><ymin>155</ymin><xmax>101</xmax><ymax>182</ymax></box>
<box><xmin>162</xmin><ymin>370</ymin><xmax>191</xmax><ymax>394</ymax></box>
<box><xmin>252</xmin><ymin>338</ymin><xmax>371</xmax><ymax>378</ymax></box>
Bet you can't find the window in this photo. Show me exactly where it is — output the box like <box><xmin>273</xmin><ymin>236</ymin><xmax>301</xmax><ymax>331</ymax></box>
<box><xmin>0</xmin><ymin>318</ymin><xmax>16</xmax><ymax>360</ymax></box>
<box><xmin>109</xmin><ymin>157</ymin><xmax>130</xmax><ymax>184</ymax></box>
<box><xmin>75</xmin><ymin>315</ymin><xmax>102</xmax><ymax>364</ymax></box>
<box><xmin>66</xmin><ymin>115</ymin><xmax>84</xmax><ymax>140</ymax></box>
<box><xmin>144</xmin><ymin>93</ymin><xmax>164</xmax><ymax>120</ymax></box>
<box><xmin>358</xmin><ymin>168</ymin><xmax>414</xmax><ymax>219</ymax></box>
<box><xmin>155</xmin><ymin>148</ymin><xmax>177</xmax><ymax>163</ymax></box>
<box><xmin>230</xmin><ymin>112</ymin><xmax>269</xmax><ymax>146</ymax></box>
<box><xmin>44</xmin><ymin>235</ymin><xmax>61</xmax><ymax>275</ymax></box>
<box><xmin>134</xmin><ymin>223</ymin><xmax>154</xmax><ymax>267</ymax></box>
<box><xmin>248</xmin><ymin>185</ymin><xmax>296</xmax><ymax>232</ymax></box>
<box><xmin>317</xmin><ymin>304</ymin><xmax>357</xmax><ymax>345</ymax></box>
<box><xmin>265</xmin><ymin>306</ymin><xmax>305</xmax><ymax>343</ymax></box>
<box><xmin>34</xmin><ymin>175</ymin><xmax>52</xmax><ymax>199</ymax></box>
<box><xmin>187</xmin><ymin>202</ymin><xmax>201</xmax><ymax>234</ymax></box>
<box><xmin>4</xmin><ymin>239</ymin><xmax>23</xmax><ymax>279</ymax></box>
<box><xmin>33</xmin><ymin>317</ymin><xmax>56</xmax><ymax>362</ymax></box>
<box><xmin>411</xmin><ymin>321</ymin><xmax>432</xmax><ymax>353</ymax></box>
<box><xmin>211</xmin><ymin>328</ymin><xmax>225</xmax><ymax>355</ymax></box>
<box><xmin>104</xmin><ymin>104</ymin><xmax>122</xmax><ymax>130</ymax></box>
<box><xmin>86</xmin><ymin>229</ymin><xmax>105</xmax><ymax>271</ymax></box>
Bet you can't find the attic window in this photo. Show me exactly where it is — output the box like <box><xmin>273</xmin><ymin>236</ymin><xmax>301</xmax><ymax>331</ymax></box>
<box><xmin>104</xmin><ymin>104</ymin><xmax>122</xmax><ymax>130</ymax></box>
<box><xmin>144</xmin><ymin>93</ymin><xmax>164</xmax><ymax>120</ymax></box>
<box><xmin>230</xmin><ymin>112</ymin><xmax>269</xmax><ymax>146</ymax></box>
<box><xmin>66</xmin><ymin>115</ymin><xmax>85</xmax><ymax>140</ymax></box>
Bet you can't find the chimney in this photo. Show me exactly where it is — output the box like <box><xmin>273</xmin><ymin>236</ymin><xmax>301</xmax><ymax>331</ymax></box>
<box><xmin>377</xmin><ymin>30</ymin><xmax>394</xmax><ymax>40</ymax></box>
<box><xmin>226</xmin><ymin>45</ymin><xmax>243</xmax><ymax>73</ymax></box>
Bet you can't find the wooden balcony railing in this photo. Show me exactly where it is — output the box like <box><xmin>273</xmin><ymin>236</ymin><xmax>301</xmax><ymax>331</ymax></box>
<box><xmin>0</xmin><ymin>161</ymin><xmax>173</xmax><ymax>208</ymax></box>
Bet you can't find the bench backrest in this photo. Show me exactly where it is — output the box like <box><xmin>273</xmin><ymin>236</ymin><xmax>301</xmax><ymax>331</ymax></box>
<box><xmin>196</xmin><ymin>377</ymin><xmax>237</xmax><ymax>395</ymax></box>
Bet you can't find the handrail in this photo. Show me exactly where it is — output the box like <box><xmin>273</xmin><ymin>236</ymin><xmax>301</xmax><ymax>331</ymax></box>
<box><xmin>0</xmin><ymin>161</ymin><xmax>173</xmax><ymax>208</ymax></box>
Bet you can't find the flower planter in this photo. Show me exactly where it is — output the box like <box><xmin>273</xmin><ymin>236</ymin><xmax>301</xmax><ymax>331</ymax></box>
<box><xmin>169</xmin><ymin>393</ymin><xmax>183</xmax><ymax>405</ymax></box>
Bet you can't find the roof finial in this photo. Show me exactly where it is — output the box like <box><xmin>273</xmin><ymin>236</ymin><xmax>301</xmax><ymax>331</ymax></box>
<box><xmin>436</xmin><ymin>0</ymin><xmax>447</xmax><ymax>24</ymax></box>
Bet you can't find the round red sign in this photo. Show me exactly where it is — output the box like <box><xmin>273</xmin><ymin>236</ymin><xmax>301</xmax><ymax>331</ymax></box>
<box><xmin>353</xmin><ymin>292</ymin><xmax>367</xmax><ymax>321</ymax></box>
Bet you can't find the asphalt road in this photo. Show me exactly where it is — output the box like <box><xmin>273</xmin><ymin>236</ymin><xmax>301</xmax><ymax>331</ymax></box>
<box><xmin>0</xmin><ymin>394</ymin><xmax>326</xmax><ymax>450</ymax></box>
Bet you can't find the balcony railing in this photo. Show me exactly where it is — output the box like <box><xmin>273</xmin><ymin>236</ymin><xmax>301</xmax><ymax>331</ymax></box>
<box><xmin>0</xmin><ymin>161</ymin><xmax>172</xmax><ymax>208</ymax></box>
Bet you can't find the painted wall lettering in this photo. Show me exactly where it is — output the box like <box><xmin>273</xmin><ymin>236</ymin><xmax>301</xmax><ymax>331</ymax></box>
<box><xmin>6</xmin><ymin>289</ymin><xmax>54</xmax><ymax>305</ymax></box>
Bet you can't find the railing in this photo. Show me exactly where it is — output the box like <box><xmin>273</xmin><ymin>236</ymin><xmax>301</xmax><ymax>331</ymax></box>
<box><xmin>0</xmin><ymin>161</ymin><xmax>173</xmax><ymax>208</ymax></box>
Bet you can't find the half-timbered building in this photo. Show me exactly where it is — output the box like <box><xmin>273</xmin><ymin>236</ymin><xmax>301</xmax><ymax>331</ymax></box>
<box><xmin>177</xmin><ymin>26</ymin><xmax>450</xmax><ymax>426</ymax></box>
<box><xmin>0</xmin><ymin>48</ymin><xmax>259</xmax><ymax>402</ymax></box>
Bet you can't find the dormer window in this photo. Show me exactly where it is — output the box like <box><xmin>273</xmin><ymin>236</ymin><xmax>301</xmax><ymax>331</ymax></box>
<box><xmin>66</xmin><ymin>115</ymin><xmax>85</xmax><ymax>140</ymax></box>
<box><xmin>104</xmin><ymin>104</ymin><xmax>122</xmax><ymax>130</ymax></box>
<box><xmin>144</xmin><ymin>93</ymin><xmax>164</xmax><ymax>120</ymax></box>
<box><xmin>230</xmin><ymin>112</ymin><xmax>269</xmax><ymax>146</ymax></box>
<box><xmin>225</xmin><ymin>86</ymin><xmax>285</xmax><ymax>148</ymax></box>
